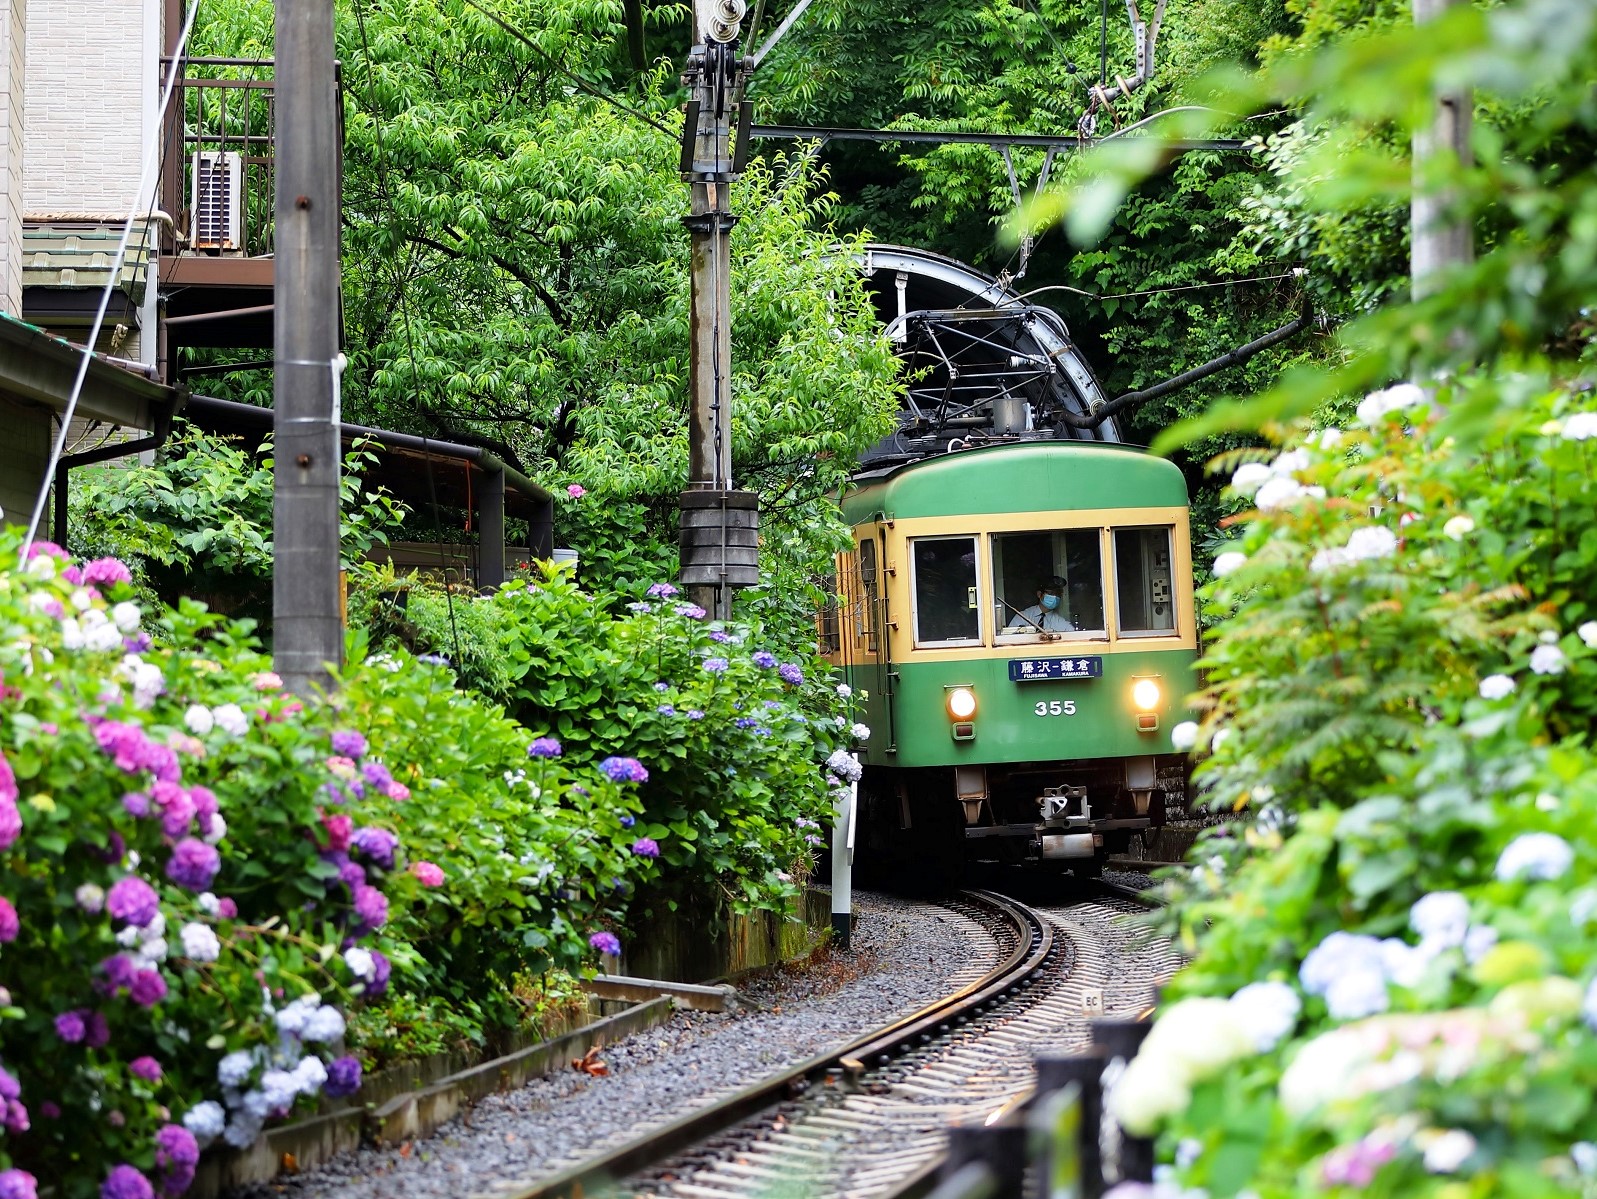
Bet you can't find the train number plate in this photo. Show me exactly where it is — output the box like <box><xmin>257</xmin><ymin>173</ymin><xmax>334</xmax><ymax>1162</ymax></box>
<box><xmin>1008</xmin><ymin>656</ymin><xmax>1102</xmax><ymax>681</ymax></box>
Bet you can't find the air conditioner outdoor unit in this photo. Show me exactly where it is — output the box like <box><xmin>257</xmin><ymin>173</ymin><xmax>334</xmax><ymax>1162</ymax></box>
<box><xmin>191</xmin><ymin>151</ymin><xmax>243</xmax><ymax>252</ymax></box>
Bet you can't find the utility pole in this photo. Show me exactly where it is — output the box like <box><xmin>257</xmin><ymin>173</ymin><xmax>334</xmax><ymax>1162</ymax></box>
<box><xmin>678</xmin><ymin>0</ymin><xmax>759</xmax><ymax>621</ymax></box>
<box><xmin>1411</xmin><ymin>0</ymin><xmax>1472</xmax><ymax>300</ymax></box>
<box><xmin>273</xmin><ymin>0</ymin><xmax>344</xmax><ymax>694</ymax></box>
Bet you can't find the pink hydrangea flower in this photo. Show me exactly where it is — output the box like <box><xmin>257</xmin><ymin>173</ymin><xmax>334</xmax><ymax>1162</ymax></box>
<box><xmin>409</xmin><ymin>861</ymin><xmax>445</xmax><ymax>887</ymax></box>
<box><xmin>566</xmin><ymin>484</ymin><xmax>586</xmax><ymax>498</ymax></box>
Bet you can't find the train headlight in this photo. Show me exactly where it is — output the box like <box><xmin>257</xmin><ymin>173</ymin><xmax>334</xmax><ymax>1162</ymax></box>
<box><xmin>947</xmin><ymin>687</ymin><xmax>978</xmax><ymax>720</ymax></box>
<box><xmin>1131</xmin><ymin>678</ymin><xmax>1162</xmax><ymax>711</ymax></box>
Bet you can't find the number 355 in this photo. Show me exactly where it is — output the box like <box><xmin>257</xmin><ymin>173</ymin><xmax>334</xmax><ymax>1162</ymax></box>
<box><xmin>1034</xmin><ymin>700</ymin><xmax>1077</xmax><ymax>717</ymax></box>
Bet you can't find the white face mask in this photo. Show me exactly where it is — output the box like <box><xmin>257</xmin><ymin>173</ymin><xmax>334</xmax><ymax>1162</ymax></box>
<box><xmin>1041</xmin><ymin>593</ymin><xmax>1061</xmax><ymax>612</ymax></box>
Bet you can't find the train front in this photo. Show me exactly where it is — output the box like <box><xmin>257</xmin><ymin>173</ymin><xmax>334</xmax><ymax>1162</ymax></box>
<box><xmin>830</xmin><ymin>442</ymin><xmax>1198</xmax><ymax>875</ymax></box>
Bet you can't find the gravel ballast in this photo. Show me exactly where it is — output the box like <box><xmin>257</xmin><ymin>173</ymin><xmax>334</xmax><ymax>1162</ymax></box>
<box><xmin>228</xmin><ymin>891</ymin><xmax>998</xmax><ymax>1199</ymax></box>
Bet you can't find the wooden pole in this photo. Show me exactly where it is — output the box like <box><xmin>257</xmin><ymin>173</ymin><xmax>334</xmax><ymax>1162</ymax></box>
<box><xmin>1411</xmin><ymin>0</ymin><xmax>1472</xmax><ymax>300</ymax></box>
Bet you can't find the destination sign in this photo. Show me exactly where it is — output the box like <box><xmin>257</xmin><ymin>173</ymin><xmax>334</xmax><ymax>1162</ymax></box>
<box><xmin>1008</xmin><ymin>656</ymin><xmax>1103</xmax><ymax>682</ymax></box>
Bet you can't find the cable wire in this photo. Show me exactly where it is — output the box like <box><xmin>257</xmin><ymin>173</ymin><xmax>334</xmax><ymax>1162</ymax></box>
<box><xmin>22</xmin><ymin>0</ymin><xmax>203</xmax><ymax>556</ymax></box>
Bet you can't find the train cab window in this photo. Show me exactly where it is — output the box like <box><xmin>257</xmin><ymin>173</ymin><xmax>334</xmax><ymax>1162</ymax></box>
<box><xmin>818</xmin><ymin>571</ymin><xmax>841</xmax><ymax>655</ymax></box>
<box><xmin>910</xmin><ymin>536</ymin><xmax>982</xmax><ymax>646</ymax></box>
<box><xmin>1114</xmin><ymin>526</ymin><xmax>1177</xmax><ymax>636</ymax></box>
<box><xmin>992</xmin><ymin>529</ymin><xmax>1106</xmax><ymax>640</ymax></box>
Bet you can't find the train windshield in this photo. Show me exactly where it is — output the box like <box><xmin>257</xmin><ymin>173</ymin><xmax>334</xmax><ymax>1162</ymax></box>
<box><xmin>992</xmin><ymin>529</ymin><xmax>1105</xmax><ymax>639</ymax></box>
<box><xmin>1114</xmin><ymin>526</ymin><xmax>1177</xmax><ymax>635</ymax></box>
<box><xmin>910</xmin><ymin>537</ymin><xmax>982</xmax><ymax>645</ymax></box>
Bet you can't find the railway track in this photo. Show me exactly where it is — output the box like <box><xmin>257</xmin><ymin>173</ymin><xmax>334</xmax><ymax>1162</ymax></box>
<box><xmin>489</xmin><ymin>888</ymin><xmax>1176</xmax><ymax>1199</ymax></box>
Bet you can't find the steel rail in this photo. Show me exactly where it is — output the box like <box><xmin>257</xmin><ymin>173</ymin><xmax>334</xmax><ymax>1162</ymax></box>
<box><xmin>500</xmin><ymin>890</ymin><xmax>1052</xmax><ymax>1199</ymax></box>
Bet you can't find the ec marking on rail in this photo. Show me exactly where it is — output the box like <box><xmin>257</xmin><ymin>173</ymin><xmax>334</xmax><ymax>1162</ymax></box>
<box><xmin>1008</xmin><ymin>656</ymin><xmax>1102</xmax><ymax>682</ymax></box>
<box><xmin>1081</xmin><ymin>986</ymin><xmax>1104</xmax><ymax>1017</ymax></box>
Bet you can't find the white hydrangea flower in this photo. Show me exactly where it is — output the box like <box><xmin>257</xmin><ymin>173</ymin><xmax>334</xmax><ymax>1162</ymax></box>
<box><xmin>69</xmin><ymin>588</ymin><xmax>93</xmax><ymax>612</ymax></box>
<box><xmin>1271</xmin><ymin>448</ymin><xmax>1310</xmax><ymax>476</ymax></box>
<box><xmin>1229</xmin><ymin>461</ymin><xmax>1273</xmax><ymax>496</ymax></box>
<box><xmin>1496</xmin><ymin>832</ymin><xmax>1574</xmax><ymax>881</ymax></box>
<box><xmin>1462</xmin><ymin>925</ymin><xmax>1498</xmax><ymax>965</ymax></box>
<box><xmin>180</xmin><ymin>922</ymin><xmax>221</xmax><ymax>963</ymax></box>
<box><xmin>274</xmin><ymin>995</ymin><xmax>321</xmax><ymax>1038</ymax></box>
<box><xmin>1170</xmin><ymin>721</ymin><xmax>1199</xmax><ymax>752</ymax></box>
<box><xmin>218</xmin><ymin>1050</ymin><xmax>256</xmax><ymax>1088</ymax></box>
<box><xmin>1410</xmin><ymin>891</ymin><xmax>1471</xmax><ymax>948</ymax></box>
<box><xmin>1562</xmin><ymin>412</ymin><xmax>1597</xmax><ymax>441</ymax></box>
<box><xmin>138</xmin><ymin>937</ymin><xmax>169</xmax><ymax>965</ymax></box>
<box><xmin>1106</xmin><ymin>1053</ymin><xmax>1190</xmax><ymax>1137</ymax></box>
<box><xmin>1309</xmin><ymin>546</ymin><xmax>1352</xmax><ymax>574</ymax></box>
<box><xmin>1357</xmin><ymin>382</ymin><xmax>1427</xmax><ymax>425</ymax></box>
<box><xmin>1442</xmin><ymin>515</ymin><xmax>1475</xmax><ymax>541</ymax></box>
<box><xmin>300</xmin><ymin>1005</ymin><xmax>347</xmax><ymax>1043</ymax></box>
<box><xmin>850</xmin><ymin>722</ymin><xmax>871</xmax><ymax>742</ymax></box>
<box><xmin>836</xmin><ymin>683</ymin><xmax>852</xmax><ymax>699</ymax></box>
<box><xmin>197</xmin><ymin>892</ymin><xmax>221</xmax><ymax>916</ymax></box>
<box><xmin>85</xmin><ymin>619</ymin><xmax>124</xmax><ymax>653</ymax></box>
<box><xmin>183</xmin><ymin>1100</ymin><xmax>227</xmax><ymax>1144</ymax></box>
<box><xmin>1211</xmin><ymin>727</ymin><xmax>1232</xmax><ymax>753</ymax></box>
<box><xmin>184</xmin><ymin>705</ymin><xmax>215</xmax><ymax>736</ymax></box>
<box><xmin>1300</xmin><ymin>931</ymin><xmax>1385</xmax><ymax>996</ymax></box>
<box><xmin>260</xmin><ymin>1069</ymin><xmax>300</xmax><ymax>1111</ymax></box>
<box><xmin>1579</xmin><ymin>621</ymin><xmax>1597</xmax><ymax>648</ymax></box>
<box><xmin>1228</xmin><ymin>981</ymin><xmax>1301</xmax><ymax>1052</ymax></box>
<box><xmin>60</xmin><ymin>619</ymin><xmax>86</xmax><ymax>651</ymax></box>
<box><xmin>1530</xmin><ymin>643</ymin><xmax>1566</xmax><ymax>675</ymax></box>
<box><xmin>1346</xmin><ymin>526</ymin><xmax>1399</xmax><ymax>561</ymax></box>
<box><xmin>1478</xmin><ymin>674</ymin><xmax>1516</xmax><ymax>700</ymax></box>
<box><xmin>1572</xmin><ymin>1142</ymin><xmax>1597</xmax><ymax>1177</ymax></box>
<box><xmin>110</xmin><ymin>601</ymin><xmax>142</xmax><ymax>633</ymax></box>
<box><xmin>212</xmin><ymin>703</ymin><xmax>249</xmax><ymax>737</ymax></box>
<box><xmin>1324</xmin><ymin>968</ymin><xmax>1390</xmax><ymax>1019</ymax></box>
<box><xmin>1211</xmin><ymin>551</ymin><xmax>1247</xmax><ymax>578</ymax></box>
<box><xmin>344</xmin><ymin>947</ymin><xmax>376</xmax><ymax>981</ymax></box>
<box><xmin>223</xmin><ymin>1109</ymin><xmax>264</xmax><ymax>1149</ymax></box>
<box><xmin>1422</xmin><ymin>1129</ymin><xmax>1477</xmax><ymax>1174</ymax></box>
<box><xmin>1318</xmin><ymin>427</ymin><xmax>1344</xmax><ymax>450</ymax></box>
<box><xmin>1279</xmin><ymin>1028</ymin><xmax>1364</xmax><ymax>1117</ymax></box>
<box><xmin>203</xmin><ymin>813</ymin><xmax>227</xmax><ymax>846</ymax></box>
<box><xmin>1254</xmin><ymin>476</ymin><xmax>1304</xmax><ymax>511</ymax></box>
<box><xmin>25</xmin><ymin>554</ymin><xmax>57</xmax><ymax>579</ymax></box>
<box><xmin>291</xmin><ymin>1055</ymin><xmax>328</xmax><ymax>1095</ymax></box>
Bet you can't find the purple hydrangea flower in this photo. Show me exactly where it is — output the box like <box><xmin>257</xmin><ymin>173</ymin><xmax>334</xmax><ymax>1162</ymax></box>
<box><xmin>778</xmin><ymin>663</ymin><xmax>804</xmax><ymax>686</ymax></box>
<box><xmin>353</xmin><ymin>884</ymin><xmax>388</xmax><ymax>929</ymax></box>
<box><xmin>654</xmin><ymin>682</ymin><xmax>671</xmax><ymax>692</ymax></box>
<box><xmin>735</xmin><ymin>717</ymin><xmax>758</xmax><ymax>729</ymax></box>
<box><xmin>657</xmin><ymin>704</ymin><xmax>676</xmax><ymax>716</ymax></box>
<box><xmin>0</xmin><ymin>897</ymin><xmax>16</xmax><ymax>943</ymax></box>
<box><xmin>54</xmin><ymin>1011</ymin><xmax>86</xmax><ymax>1043</ymax></box>
<box><xmin>100</xmin><ymin>954</ymin><xmax>138</xmax><ymax>993</ymax></box>
<box><xmin>129</xmin><ymin>1056</ymin><xmax>162</xmax><ymax>1082</ymax></box>
<box><xmin>599</xmin><ymin>757</ymin><xmax>649</xmax><ymax>784</ymax></box>
<box><xmin>686</xmin><ymin>709</ymin><xmax>705</xmax><ymax>721</ymax></box>
<box><xmin>99</xmin><ymin>1164</ymin><xmax>153</xmax><ymax>1199</ymax></box>
<box><xmin>154</xmin><ymin>1123</ymin><xmax>199</xmax><ymax>1195</ymax></box>
<box><xmin>129</xmin><ymin>970</ymin><xmax>167</xmax><ymax>1008</ymax></box>
<box><xmin>0</xmin><ymin>1066</ymin><xmax>17</xmax><ymax>1100</ymax></box>
<box><xmin>631</xmin><ymin>838</ymin><xmax>661</xmax><ymax>859</ymax></box>
<box><xmin>589</xmin><ymin>931</ymin><xmax>622</xmax><ymax>956</ymax></box>
<box><xmin>368</xmin><ymin>949</ymin><xmax>392</xmax><ymax>996</ymax></box>
<box><xmin>0</xmin><ymin>1168</ymin><xmax>37</xmax><ymax>1199</ymax></box>
<box><xmin>702</xmin><ymin>658</ymin><xmax>729</xmax><ymax>674</ymax></box>
<box><xmin>123</xmin><ymin>633</ymin><xmax>152</xmax><ymax>654</ymax></box>
<box><xmin>165</xmin><ymin>839</ymin><xmax>220</xmax><ymax>892</ymax></box>
<box><xmin>106</xmin><ymin>877</ymin><xmax>160</xmax><ymax>927</ymax></box>
<box><xmin>674</xmin><ymin>603</ymin><xmax>707</xmax><ymax>619</ymax></box>
<box><xmin>751</xmin><ymin>651</ymin><xmax>777</xmax><ymax>668</ymax></box>
<box><xmin>330</xmin><ymin>730</ymin><xmax>367</xmax><ymax>759</ymax></box>
<box><xmin>351</xmin><ymin>827</ymin><xmax>399</xmax><ymax>870</ymax></box>
<box><xmin>527</xmin><ymin>737</ymin><xmax>562</xmax><ymax>759</ymax></box>
<box><xmin>361</xmin><ymin>761</ymin><xmax>394</xmax><ymax>789</ymax></box>
<box><xmin>708</xmin><ymin>630</ymin><xmax>732</xmax><ymax>643</ymax></box>
<box><xmin>1</xmin><ymin>1098</ymin><xmax>26</xmax><ymax>1134</ymax></box>
<box><xmin>646</xmin><ymin>582</ymin><xmax>679</xmax><ymax>599</ymax></box>
<box><xmin>324</xmin><ymin>1055</ymin><xmax>362</xmax><ymax>1099</ymax></box>
<box><xmin>626</xmin><ymin>602</ymin><xmax>653</xmax><ymax>614</ymax></box>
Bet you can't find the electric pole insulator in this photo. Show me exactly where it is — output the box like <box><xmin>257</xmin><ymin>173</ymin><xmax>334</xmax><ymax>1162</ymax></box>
<box><xmin>708</xmin><ymin>0</ymin><xmax>746</xmax><ymax>42</ymax></box>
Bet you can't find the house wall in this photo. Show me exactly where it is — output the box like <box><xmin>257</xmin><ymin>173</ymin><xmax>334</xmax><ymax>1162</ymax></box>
<box><xmin>0</xmin><ymin>392</ymin><xmax>49</xmax><ymax>528</ymax></box>
<box><xmin>0</xmin><ymin>0</ymin><xmax>24</xmax><ymax>317</ymax></box>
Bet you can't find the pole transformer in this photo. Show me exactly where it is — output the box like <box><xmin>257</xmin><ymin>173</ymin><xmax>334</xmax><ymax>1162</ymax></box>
<box><xmin>1411</xmin><ymin>0</ymin><xmax>1472</xmax><ymax>300</ymax></box>
<box><xmin>273</xmin><ymin>0</ymin><xmax>344</xmax><ymax>694</ymax></box>
<box><xmin>678</xmin><ymin>0</ymin><xmax>759</xmax><ymax>621</ymax></box>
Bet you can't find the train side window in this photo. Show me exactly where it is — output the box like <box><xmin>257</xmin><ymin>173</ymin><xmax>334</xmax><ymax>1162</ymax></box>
<box><xmin>858</xmin><ymin>537</ymin><xmax>879</xmax><ymax>653</ymax></box>
<box><xmin>1114</xmin><ymin>526</ymin><xmax>1177</xmax><ymax>636</ymax></box>
<box><xmin>910</xmin><ymin>536</ymin><xmax>982</xmax><ymax>646</ymax></box>
<box><xmin>992</xmin><ymin>528</ymin><xmax>1105</xmax><ymax>640</ymax></box>
<box><xmin>818</xmin><ymin>571</ymin><xmax>841</xmax><ymax>655</ymax></box>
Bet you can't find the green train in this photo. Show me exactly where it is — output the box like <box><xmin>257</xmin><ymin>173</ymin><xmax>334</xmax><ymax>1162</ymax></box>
<box><xmin>823</xmin><ymin>440</ymin><xmax>1197</xmax><ymax>878</ymax></box>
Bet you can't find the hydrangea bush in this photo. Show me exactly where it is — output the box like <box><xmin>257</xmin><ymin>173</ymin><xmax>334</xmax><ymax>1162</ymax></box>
<box><xmin>0</xmin><ymin>537</ymin><xmax>667</xmax><ymax>1198</ymax></box>
<box><xmin>1113</xmin><ymin>382</ymin><xmax>1597</xmax><ymax>1197</ymax></box>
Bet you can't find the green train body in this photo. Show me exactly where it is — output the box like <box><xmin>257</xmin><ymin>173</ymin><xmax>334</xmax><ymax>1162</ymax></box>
<box><xmin>824</xmin><ymin>441</ymin><xmax>1197</xmax><ymax>875</ymax></box>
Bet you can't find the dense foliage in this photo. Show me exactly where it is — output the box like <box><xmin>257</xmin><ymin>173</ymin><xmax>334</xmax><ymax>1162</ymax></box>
<box><xmin>1078</xmin><ymin>0</ymin><xmax>1597</xmax><ymax>1195</ymax></box>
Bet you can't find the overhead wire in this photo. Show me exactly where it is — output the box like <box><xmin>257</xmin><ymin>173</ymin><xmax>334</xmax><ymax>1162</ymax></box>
<box><xmin>351</xmin><ymin>0</ymin><xmax>462</xmax><ymax>665</ymax></box>
<box><xmin>21</xmin><ymin>0</ymin><xmax>204</xmax><ymax>556</ymax></box>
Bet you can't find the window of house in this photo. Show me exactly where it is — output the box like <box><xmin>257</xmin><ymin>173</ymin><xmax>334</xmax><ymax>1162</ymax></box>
<box><xmin>1114</xmin><ymin>526</ymin><xmax>1177</xmax><ymax>636</ymax></box>
<box><xmin>991</xmin><ymin>528</ymin><xmax>1106</xmax><ymax>639</ymax></box>
<box><xmin>910</xmin><ymin>536</ymin><xmax>981</xmax><ymax>646</ymax></box>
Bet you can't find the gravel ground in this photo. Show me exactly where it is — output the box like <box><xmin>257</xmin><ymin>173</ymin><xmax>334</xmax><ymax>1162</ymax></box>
<box><xmin>229</xmin><ymin>891</ymin><xmax>995</xmax><ymax>1199</ymax></box>
<box><xmin>1102</xmin><ymin>868</ymin><xmax>1159</xmax><ymax>892</ymax></box>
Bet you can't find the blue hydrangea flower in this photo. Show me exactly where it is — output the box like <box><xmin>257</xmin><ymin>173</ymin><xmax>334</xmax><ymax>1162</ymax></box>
<box><xmin>686</xmin><ymin>710</ymin><xmax>705</xmax><ymax>721</ymax></box>
<box><xmin>674</xmin><ymin>603</ymin><xmax>707</xmax><ymax>619</ymax></box>
<box><xmin>599</xmin><ymin>756</ymin><xmax>649</xmax><ymax>784</ymax></box>
<box><xmin>778</xmin><ymin>663</ymin><xmax>804</xmax><ymax>685</ymax></box>
<box><xmin>589</xmin><ymin>931</ymin><xmax>622</xmax><ymax>956</ymax></box>
<box><xmin>735</xmin><ymin>717</ymin><xmax>758</xmax><ymax>729</ymax></box>
<box><xmin>752</xmin><ymin>650</ymin><xmax>778</xmax><ymax>668</ymax></box>
<box><xmin>653</xmin><ymin>682</ymin><xmax>670</xmax><ymax>692</ymax></box>
<box><xmin>646</xmin><ymin>582</ymin><xmax>679</xmax><ymax>599</ymax></box>
<box><xmin>627</xmin><ymin>602</ymin><xmax>654</xmax><ymax>614</ymax></box>
<box><xmin>528</xmin><ymin>737</ymin><xmax>562</xmax><ymax>759</ymax></box>
<box><xmin>709</xmin><ymin>630</ymin><xmax>732</xmax><ymax>643</ymax></box>
<box><xmin>703</xmin><ymin>658</ymin><xmax>729</xmax><ymax>673</ymax></box>
<box><xmin>620</xmin><ymin>815</ymin><xmax>636</xmax><ymax>828</ymax></box>
<box><xmin>657</xmin><ymin>704</ymin><xmax>676</xmax><ymax>716</ymax></box>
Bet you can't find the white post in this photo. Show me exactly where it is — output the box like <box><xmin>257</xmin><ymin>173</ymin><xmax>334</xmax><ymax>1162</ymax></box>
<box><xmin>830</xmin><ymin>759</ymin><xmax>856</xmax><ymax>950</ymax></box>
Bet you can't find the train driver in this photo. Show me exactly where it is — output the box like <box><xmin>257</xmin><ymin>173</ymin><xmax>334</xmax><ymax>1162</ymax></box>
<box><xmin>1006</xmin><ymin>575</ymin><xmax>1076</xmax><ymax>633</ymax></box>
